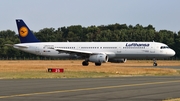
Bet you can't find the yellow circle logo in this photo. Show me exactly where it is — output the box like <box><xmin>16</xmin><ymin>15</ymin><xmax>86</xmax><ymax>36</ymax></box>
<box><xmin>19</xmin><ymin>26</ymin><xmax>28</xmax><ymax>37</ymax></box>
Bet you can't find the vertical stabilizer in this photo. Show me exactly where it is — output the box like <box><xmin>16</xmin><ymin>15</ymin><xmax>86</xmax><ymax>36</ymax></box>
<box><xmin>16</xmin><ymin>19</ymin><xmax>40</xmax><ymax>43</ymax></box>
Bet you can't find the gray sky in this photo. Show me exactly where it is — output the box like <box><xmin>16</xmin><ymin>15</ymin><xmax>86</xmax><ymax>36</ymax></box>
<box><xmin>0</xmin><ymin>0</ymin><xmax>180</xmax><ymax>34</ymax></box>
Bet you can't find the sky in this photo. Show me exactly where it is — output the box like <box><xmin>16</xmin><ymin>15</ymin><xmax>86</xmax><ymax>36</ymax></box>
<box><xmin>0</xmin><ymin>0</ymin><xmax>180</xmax><ymax>34</ymax></box>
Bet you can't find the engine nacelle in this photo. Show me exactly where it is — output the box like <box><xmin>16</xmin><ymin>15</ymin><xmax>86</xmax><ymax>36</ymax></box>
<box><xmin>108</xmin><ymin>58</ymin><xmax>127</xmax><ymax>63</ymax></box>
<box><xmin>89</xmin><ymin>53</ymin><xmax>108</xmax><ymax>63</ymax></box>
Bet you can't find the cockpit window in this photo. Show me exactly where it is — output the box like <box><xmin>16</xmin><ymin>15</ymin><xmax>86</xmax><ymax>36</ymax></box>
<box><xmin>160</xmin><ymin>46</ymin><xmax>169</xmax><ymax>49</ymax></box>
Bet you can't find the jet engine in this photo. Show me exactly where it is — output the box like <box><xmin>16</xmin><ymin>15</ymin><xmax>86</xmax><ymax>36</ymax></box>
<box><xmin>108</xmin><ymin>58</ymin><xmax>127</xmax><ymax>63</ymax></box>
<box><xmin>89</xmin><ymin>53</ymin><xmax>108</xmax><ymax>63</ymax></box>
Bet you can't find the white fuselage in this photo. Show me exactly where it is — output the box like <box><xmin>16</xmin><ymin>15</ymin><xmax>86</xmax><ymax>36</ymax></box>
<box><xmin>14</xmin><ymin>42</ymin><xmax>175</xmax><ymax>59</ymax></box>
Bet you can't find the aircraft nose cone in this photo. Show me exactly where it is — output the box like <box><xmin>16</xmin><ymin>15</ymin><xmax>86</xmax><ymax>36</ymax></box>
<box><xmin>170</xmin><ymin>49</ymin><xmax>176</xmax><ymax>56</ymax></box>
<box><xmin>172</xmin><ymin>50</ymin><xmax>176</xmax><ymax>56</ymax></box>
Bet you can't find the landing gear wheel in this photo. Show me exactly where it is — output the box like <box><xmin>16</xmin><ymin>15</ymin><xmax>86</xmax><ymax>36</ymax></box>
<box><xmin>153</xmin><ymin>58</ymin><xmax>157</xmax><ymax>66</ymax></box>
<box><xmin>153</xmin><ymin>63</ymin><xmax>157</xmax><ymax>66</ymax></box>
<box><xmin>82</xmin><ymin>61</ymin><xmax>89</xmax><ymax>66</ymax></box>
<box><xmin>95</xmin><ymin>63</ymin><xmax>101</xmax><ymax>66</ymax></box>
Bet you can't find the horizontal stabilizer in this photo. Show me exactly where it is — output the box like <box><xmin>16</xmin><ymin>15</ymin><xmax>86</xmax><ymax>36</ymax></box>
<box><xmin>5</xmin><ymin>44</ymin><xmax>13</xmax><ymax>47</ymax></box>
<box><xmin>14</xmin><ymin>44</ymin><xmax>29</xmax><ymax>48</ymax></box>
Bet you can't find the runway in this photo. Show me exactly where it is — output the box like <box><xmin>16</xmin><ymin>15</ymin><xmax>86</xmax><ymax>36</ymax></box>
<box><xmin>132</xmin><ymin>66</ymin><xmax>180</xmax><ymax>70</ymax></box>
<box><xmin>1</xmin><ymin>76</ymin><xmax>180</xmax><ymax>101</ymax></box>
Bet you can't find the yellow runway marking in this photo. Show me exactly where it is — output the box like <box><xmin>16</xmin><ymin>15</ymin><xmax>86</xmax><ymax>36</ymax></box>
<box><xmin>0</xmin><ymin>80</ymin><xmax>180</xmax><ymax>99</ymax></box>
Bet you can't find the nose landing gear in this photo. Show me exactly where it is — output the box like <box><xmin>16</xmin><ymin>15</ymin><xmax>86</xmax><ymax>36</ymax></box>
<box><xmin>153</xmin><ymin>58</ymin><xmax>157</xmax><ymax>66</ymax></box>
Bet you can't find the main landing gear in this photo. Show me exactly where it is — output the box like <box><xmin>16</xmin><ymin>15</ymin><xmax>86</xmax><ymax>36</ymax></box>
<box><xmin>95</xmin><ymin>62</ymin><xmax>101</xmax><ymax>66</ymax></box>
<box><xmin>82</xmin><ymin>61</ymin><xmax>89</xmax><ymax>66</ymax></box>
<box><xmin>82</xmin><ymin>61</ymin><xmax>102</xmax><ymax>66</ymax></box>
<box><xmin>153</xmin><ymin>58</ymin><xmax>157</xmax><ymax>66</ymax></box>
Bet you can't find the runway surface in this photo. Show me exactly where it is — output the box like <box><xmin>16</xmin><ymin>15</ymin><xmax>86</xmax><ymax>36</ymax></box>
<box><xmin>131</xmin><ymin>66</ymin><xmax>180</xmax><ymax>70</ymax></box>
<box><xmin>1</xmin><ymin>76</ymin><xmax>180</xmax><ymax>101</ymax></box>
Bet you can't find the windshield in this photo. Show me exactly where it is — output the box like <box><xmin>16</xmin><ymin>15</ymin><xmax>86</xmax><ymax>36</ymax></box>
<box><xmin>160</xmin><ymin>46</ymin><xmax>169</xmax><ymax>49</ymax></box>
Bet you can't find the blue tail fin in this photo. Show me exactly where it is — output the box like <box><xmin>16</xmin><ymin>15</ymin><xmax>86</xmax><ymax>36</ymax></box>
<box><xmin>16</xmin><ymin>19</ymin><xmax>40</xmax><ymax>43</ymax></box>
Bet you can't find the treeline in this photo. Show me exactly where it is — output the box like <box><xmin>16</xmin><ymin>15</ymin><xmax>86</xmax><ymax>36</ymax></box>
<box><xmin>0</xmin><ymin>23</ymin><xmax>180</xmax><ymax>60</ymax></box>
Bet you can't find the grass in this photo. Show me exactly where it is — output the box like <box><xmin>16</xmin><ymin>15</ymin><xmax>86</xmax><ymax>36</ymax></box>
<box><xmin>0</xmin><ymin>71</ymin><xmax>113</xmax><ymax>79</ymax></box>
<box><xmin>0</xmin><ymin>60</ymin><xmax>179</xmax><ymax>79</ymax></box>
<box><xmin>163</xmin><ymin>98</ymin><xmax>180</xmax><ymax>101</ymax></box>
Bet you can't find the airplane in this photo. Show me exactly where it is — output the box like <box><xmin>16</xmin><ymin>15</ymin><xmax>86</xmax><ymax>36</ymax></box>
<box><xmin>6</xmin><ymin>19</ymin><xmax>176</xmax><ymax>66</ymax></box>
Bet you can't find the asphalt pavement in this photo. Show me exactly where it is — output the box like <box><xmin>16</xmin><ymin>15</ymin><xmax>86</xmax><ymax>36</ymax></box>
<box><xmin>0</xmin><ymin>76</ymin><xmax>180</xmax><ymax>101</ymax></box>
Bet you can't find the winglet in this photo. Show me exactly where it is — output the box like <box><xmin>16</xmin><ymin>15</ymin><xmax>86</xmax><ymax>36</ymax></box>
<box><xmin>16</xmin><ymin>19</ymin><xmax>40</xmax><ymax>43</ymax></box>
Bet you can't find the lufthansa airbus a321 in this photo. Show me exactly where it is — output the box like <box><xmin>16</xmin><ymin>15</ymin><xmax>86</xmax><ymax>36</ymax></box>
<box><xmin>6</xmin><ymin>19</ymin><xmax>176</xmax><ymax>66</ymax></box>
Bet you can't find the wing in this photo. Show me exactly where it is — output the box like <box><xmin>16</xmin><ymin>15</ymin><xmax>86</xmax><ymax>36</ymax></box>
<box><xmin>55</xmin><ymin>48</ymin><xmax>93</xmax><ymax>56</ymax></box>
<box><xmin>54</xmin><ymin>48</ymin><xmax>115</xmax><ymax>58</ymax></box>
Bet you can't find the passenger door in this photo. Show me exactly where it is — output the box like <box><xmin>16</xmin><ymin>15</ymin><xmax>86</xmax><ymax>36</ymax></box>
<box><xmin>150</xmin><ymin>44</ymin><xmax>155</xmax><ymax>53</ymax></box>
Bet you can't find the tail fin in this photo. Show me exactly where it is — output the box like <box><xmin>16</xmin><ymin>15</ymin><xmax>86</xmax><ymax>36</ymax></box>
<box><xmin>16</xmin><ymin>19</ymin><xmax>40</xmax><ymax>43</ymax></box>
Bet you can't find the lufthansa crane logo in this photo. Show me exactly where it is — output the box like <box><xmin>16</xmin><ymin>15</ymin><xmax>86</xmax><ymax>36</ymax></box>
<box><xmin>19</xmin><ymin>26</ymin><xmax>28</xmax><ymax>37</ymax></box>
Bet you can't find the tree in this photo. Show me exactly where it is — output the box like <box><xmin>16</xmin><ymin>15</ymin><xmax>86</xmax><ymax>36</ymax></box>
<box><xmin>0</xmin><ymin>23</ymin><xmax>179</xmax><ymax>59</ymax></box>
